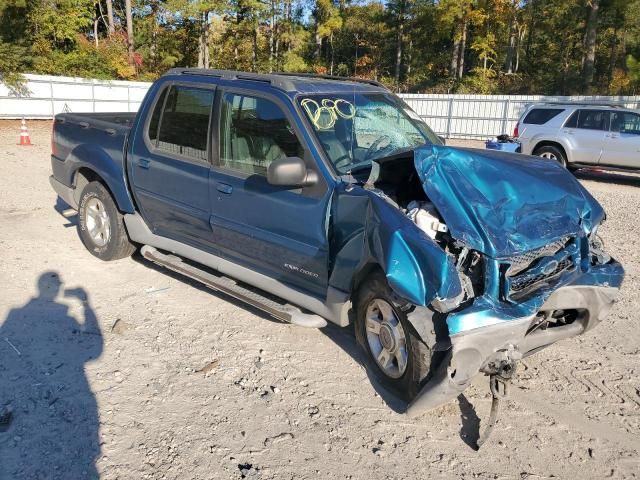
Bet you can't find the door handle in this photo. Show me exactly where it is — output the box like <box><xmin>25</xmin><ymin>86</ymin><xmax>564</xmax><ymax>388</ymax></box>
<box><xmin>217</xmin><ymin>183</ymin><xmax>233</xmax><ymax>194</ymax></box>
<box><xmin>137</xmin><ymin>158</ymin><xmax>151</xmax><ymax>169</ymax></box>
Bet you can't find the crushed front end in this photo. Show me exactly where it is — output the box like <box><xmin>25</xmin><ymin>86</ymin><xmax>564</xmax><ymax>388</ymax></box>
<box><xmin>406</xmin><ymin>239</ymin><xmax>624</xmax><ymax>415</ymax></box>
<box><xmin>331</xmin><ymin>143</ymin><xmax>624</xmax><ymax>416</ymax></box>
<box><xmin>401</xmin><ymin>145</ymin><xmax>625</xmax><ymax>415</ymax></box>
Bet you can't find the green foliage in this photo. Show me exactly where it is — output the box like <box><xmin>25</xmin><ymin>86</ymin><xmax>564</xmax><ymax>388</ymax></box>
<box><xmin>28</xmin><ymin>0</ymin><xmax>95</xmax><ymax>47</ymax></box>
<box><xmin>0</xmin><ymin>40</ymin><xmax>27</xmax><ymax>93</ymax></box>
<box><xmin>0</xmin><ymin>0</ymin><xmax>639</xmax><ymax>94</ymax></box>
<box><xmin>628</xmin><ymin>55</ymin><xmax>640</xmax><ymax>82</ymax></box>
<box><xmin>456</xmin><ymin>67</ymin><xmax>498</xmax><ymax>94</ymax></box>
<box><xmin>314</xmin><ymin>0</ymin><xmax>342</xmax><ymax>38</ymax></box>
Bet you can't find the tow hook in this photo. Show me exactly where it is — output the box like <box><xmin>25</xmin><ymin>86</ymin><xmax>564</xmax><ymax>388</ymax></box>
<box><xmin>476</xmin><ymin>362</ymin><xmax>516</xmax><ymax>449</ymax></box>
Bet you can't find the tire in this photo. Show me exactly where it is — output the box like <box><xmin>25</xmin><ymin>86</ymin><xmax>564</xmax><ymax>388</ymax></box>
<box><xmin>533</xmin><ymin>144</ymin><xmax>567</xmax><ymax>168</ymax></box>
<box><xmin>354</xmin><ymin>272</ymin><xmax>431</xmax><ymax>401</ymax></box>
<box><xmin>78</xmin><ymin>181</ymin><xmax>136</xmax><ymax>261</ymax></box>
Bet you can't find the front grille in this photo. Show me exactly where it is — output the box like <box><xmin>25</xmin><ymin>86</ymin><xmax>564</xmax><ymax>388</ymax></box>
<box><xmin>504</xmin><ymin>237</ymin><xmax>578</xmax><ymax>301</ymax></box>
<box><xmin>510</xmin><ymin>258</ymin><xmax>574</xmax><ymax>295</ymax></box>
<box><xmin>506</xmin><ymin>237</ymin><xmax>568</xmax><ymax>276</ymax></box>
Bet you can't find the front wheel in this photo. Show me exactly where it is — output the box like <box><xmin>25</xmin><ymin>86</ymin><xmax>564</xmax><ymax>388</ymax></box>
<box><xmin>78</xmin><ymin>181</ymin><xmax>136</xmax><ymax>261</ymax></box>
<box><xmin>354</xmin><ymin>272</ymin><xmax>431</xmax><ymax>401</ymax></box>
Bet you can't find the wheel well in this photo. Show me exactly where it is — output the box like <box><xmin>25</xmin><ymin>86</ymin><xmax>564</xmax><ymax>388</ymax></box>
<box><xmin>532</xmin><ymin>141</ymin><xmax>567</xmax><ymax>161</ymax></box>
<box><xmin>73</xmin><ymin>168</ymin><xmax>111</xmax><ymax>208</ymax></box>
<box><xmin>351</xmin><ymin>263</ymin><xmax>384</xmax><ymax>298</ymax></box>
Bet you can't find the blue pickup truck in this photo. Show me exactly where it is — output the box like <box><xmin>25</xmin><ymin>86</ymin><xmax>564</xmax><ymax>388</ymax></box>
<box><xmin>50</xmin><ymin>69</ymin><xmax>623</xmax><ymax>418</ymax></box>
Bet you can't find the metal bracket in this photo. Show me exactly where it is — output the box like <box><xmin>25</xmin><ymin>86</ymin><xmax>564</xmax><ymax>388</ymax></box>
<box><xmin>476</xmin><ymin>369</ymin><xmax>512</xmax><ymax>449</ymax></box>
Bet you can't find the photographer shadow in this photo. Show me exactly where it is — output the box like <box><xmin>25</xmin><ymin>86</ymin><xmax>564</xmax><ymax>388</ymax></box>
<box><xmin>0</xmin><ymin>271</ymin><xmax>102</xmax><ymax>479</ymax></box>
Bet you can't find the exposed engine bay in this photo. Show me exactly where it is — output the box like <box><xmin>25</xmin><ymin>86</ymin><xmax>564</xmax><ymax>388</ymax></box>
<box><xmin>352</xmin><ymin>153</ymin><xmax>484</xmax><ymax>313</ymax></box>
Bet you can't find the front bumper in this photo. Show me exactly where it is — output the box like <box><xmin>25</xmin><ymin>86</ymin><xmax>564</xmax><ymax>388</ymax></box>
<box><xmin>406</xmin><ymin>259</ymin><xmax>624</xmax><ymax>416</ymax></box>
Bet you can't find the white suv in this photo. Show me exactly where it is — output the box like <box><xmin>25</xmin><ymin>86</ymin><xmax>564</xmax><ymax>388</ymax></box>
<box><xmin>516</xmin><ymin>104</ymin><xmax>640</xmax><ymax>171</ymax></box>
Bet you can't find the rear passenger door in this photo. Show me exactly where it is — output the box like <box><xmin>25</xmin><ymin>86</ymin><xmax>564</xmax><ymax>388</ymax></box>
<box><xmin>209</xmin><ymin>89</ymin><xmax>331</xmax><ymax>298</ymax></box>
<box><xmin>602</xmin><ymin>111</ymin><xmax>640</xmax><ymax>169</ymax></box>
<box><xmin>562</xmin><ymin>109</ymin><xmax>608</xmax><ymax>164</ymax></box>
<box><xmin>129</xmin><ymin>82</ymin><xmax>216</xmax><ymax>249</ymax></box>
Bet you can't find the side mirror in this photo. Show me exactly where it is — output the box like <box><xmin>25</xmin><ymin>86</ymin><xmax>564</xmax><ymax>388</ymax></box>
<box><xmin>437</xmin><ymin>135</ymin><xmax>446</xmax><ymax>145</ymax></box>
<box><xmin>267</xmin><ymin>157</ymin><xmax>318</xmax><ymax>187</ymax></box>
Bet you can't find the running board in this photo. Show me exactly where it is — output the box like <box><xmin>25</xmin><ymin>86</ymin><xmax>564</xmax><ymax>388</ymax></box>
<box><xmin>141</xmin><ymin>245</ymin><xmax>327</xmax><ymax>328</ymax></box>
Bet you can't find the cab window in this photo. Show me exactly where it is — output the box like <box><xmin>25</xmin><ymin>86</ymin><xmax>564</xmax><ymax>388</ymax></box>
<box><xmin>218</xmin><ymin>93</ymin><xmax>303</xmax><ymax>176</ymax></box>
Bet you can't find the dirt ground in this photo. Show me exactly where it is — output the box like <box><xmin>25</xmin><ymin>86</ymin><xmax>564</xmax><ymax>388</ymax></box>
<box><xmin>0</xmin><ymin>121</ymin><xmax>639</xmax><ymax>479</ymax></box>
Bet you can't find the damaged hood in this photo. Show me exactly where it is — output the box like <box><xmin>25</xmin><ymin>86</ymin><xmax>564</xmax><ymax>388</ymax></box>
<box><xmin>413</xmin><ymin>145</ymin><xmax>604</xmax><ymax>258</ymax></box>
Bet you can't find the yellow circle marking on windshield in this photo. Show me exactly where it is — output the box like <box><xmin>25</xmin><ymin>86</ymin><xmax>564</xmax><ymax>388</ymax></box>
<box><xmin>333</xmin><ymin>99</ymin><xmax>356</xmax><ymax>119</ymax></box>
<box><xmin>301</xmin><ymin>98</ymin><xmax>356</xmax><ymax>130</ymax></box>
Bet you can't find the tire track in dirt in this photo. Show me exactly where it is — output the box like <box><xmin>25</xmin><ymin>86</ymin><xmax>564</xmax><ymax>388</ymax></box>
<box><xmin>514</xmin><ymin>352</ymin><xmax>640</xmax><ymax>444</ymax></box>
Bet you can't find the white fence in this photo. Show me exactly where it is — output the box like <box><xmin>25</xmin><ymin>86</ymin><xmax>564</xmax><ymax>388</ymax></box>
<box><xmin>0</xmin><ymin>74</ymin><xmax>151</xmax><ymax>119</ymax></box>
<box><xmin>399</xmin><ymin>93</ymin><xmax>640</xmax><ymax>139</ymax></box>
<box><xmin>2</xmin><ymin>74</ymin><xmax>639</xmax><ymax>139</ymax></box>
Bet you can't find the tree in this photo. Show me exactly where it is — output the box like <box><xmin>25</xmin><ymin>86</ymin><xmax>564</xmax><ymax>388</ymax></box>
<box><xmin>106</xmin><ymin>0</ymin><xmax>115</xmax><ymax>36</ymax></box>
<box><xmin>387</xmin><ymin>0</ymin><xmax>407</xmax><ymax>90</ymax></box>
<box><xmin>125</xmin><ymin>0</ymin><xmax>135</xmax><ymax>65</ymax></box>
<box><xmin>312</xmin><ymin>0</ymin><xmax>342</xmax><ymax>72</ymax></box>
<box><xmin>1</xmin><ymin>0</ymin><xmax>639</xmax><ymax>94</ymax></box>
<box><xmin>628</xmin><ymin>55</ymin><xmax>640</xmax><ymax>92</ymax></box>
<box><xmin>582</xmin><ymin>0</ymin><xmax>600</xmax><ymax>92</ymax></box>
<box><xmin>438</xmin><ymin>0</ymin><xmax>484</xmax><ymax>79</ymax></box>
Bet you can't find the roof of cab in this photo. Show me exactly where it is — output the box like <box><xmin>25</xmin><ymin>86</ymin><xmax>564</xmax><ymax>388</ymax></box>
<box><xmin>164</xmin><ymin>68</ymin><xmax>389</xmax><ymax>95</ymax></box>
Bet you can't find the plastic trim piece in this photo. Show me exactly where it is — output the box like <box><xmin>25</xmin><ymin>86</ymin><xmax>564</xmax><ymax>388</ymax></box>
<box><xmin>49</xmin><ymin>175</ymin><xmax>77</xmax><ymax>209</ymax></box>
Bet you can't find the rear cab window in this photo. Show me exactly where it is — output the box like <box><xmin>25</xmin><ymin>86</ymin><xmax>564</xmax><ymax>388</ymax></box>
<box><xmin>523</xmin><ymin>108</ymin><xmax>565</xmax><ymax>125</ymax></box>
<box><xmin>147</xmin><ymin>84</ymin><xmax>215</xmax><ymax>162</ymax></box>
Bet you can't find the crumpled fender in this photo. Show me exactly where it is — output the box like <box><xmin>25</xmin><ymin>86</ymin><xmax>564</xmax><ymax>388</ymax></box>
<box><xmin>414</xmin><ymin>145</ymin><xmax>605</xmax><ymax>258</ymax></box>
<box><xmin>328</xmin><ymin>184</ymin><xmax>462</xmax><ymax>306</ymax></box>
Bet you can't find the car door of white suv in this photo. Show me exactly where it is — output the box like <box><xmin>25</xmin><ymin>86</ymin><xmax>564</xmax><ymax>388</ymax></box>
<box><xmin>562</xmin><ymin>109</ymin><xmax>608</xmax><ymax>164</ymax></box>
<box><xmin>601</xmin><ymin>111</ymin><xmax>640</xmax><ymax>169</ymax></box>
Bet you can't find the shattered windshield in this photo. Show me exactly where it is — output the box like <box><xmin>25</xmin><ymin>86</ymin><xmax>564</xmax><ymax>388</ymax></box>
<box><xmin>298</xmin><ymin>92</ymin><xmax>441</xmax><ymax>174</ymax></box>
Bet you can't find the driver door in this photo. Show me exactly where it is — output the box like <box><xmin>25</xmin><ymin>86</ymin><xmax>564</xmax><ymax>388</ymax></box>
<box><xmin>208</xmin><ymin>90</ymin><xmax>332</xmax><ymax>298</ymax></box>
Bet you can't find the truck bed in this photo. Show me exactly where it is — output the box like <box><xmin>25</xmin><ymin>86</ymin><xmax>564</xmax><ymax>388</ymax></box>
<box><xmin>55</xmin><ymin>112</ymin><xmax>137</xmax><ymax>131</ymax></box>
<box><xmin>51</xmin><ymin>112</ymin><xmax>138</xmax><ymax>211</ymax></box>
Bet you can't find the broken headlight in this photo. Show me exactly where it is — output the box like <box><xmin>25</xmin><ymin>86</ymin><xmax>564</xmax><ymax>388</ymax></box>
<box><xmin>588</xmin><ymin>222</ymin><xmax>610</xmax><ymax>265</ymax></box>
<box><xmin>432</xmin><ymin>248</ymin><xmax>484</xmax><ymax>313</ymax></box>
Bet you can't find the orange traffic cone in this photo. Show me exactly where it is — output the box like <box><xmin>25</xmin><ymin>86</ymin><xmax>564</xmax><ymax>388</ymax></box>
<box><xmin>18</xmin><ymin>118</ymin><xmax>32</xmax><ymax>146</ymax></box>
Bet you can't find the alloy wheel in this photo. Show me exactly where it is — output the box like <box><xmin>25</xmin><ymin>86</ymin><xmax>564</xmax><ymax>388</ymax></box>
<box><xmin>84</xmin><ymin>197</ymin><xmax>111</xmax><ymax>247</ymax></box>
<box><xmin>365</xmin><ymin>298</ymin><xmax>409</xmax><ymax>379</ymax></box>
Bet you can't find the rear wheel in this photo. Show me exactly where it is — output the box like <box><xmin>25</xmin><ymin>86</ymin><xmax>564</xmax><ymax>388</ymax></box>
<box><xmin>78</xmin><ymin>181</ymin><xmax>136</xmax><ymax>261</ymax></box>
<box><xmin>354</xmin><ymin>272</ymin><xmax>431</xmax><ymax>401</ymax></box>
<box><xmin>533</xmin><ymin>145</ymin><xmax>567</xmax><ymax>168</ymax></box>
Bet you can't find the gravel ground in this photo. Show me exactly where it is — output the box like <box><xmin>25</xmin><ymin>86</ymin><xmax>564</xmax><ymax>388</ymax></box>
<box><xmin>0</xmin><ymin>121</ymin><xmax>639</xmax><ymax>479</ymax></box>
